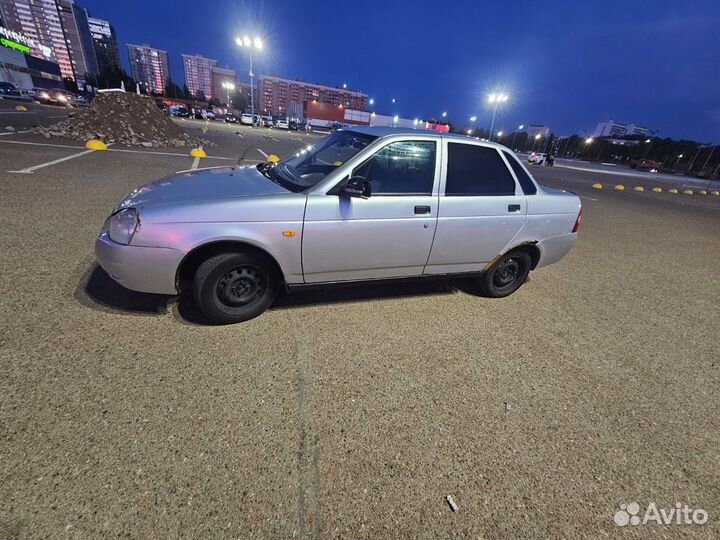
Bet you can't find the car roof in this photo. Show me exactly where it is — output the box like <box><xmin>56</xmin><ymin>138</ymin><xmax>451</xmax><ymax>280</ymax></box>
<box><xmin>342</xmin><ymin>125</ymin><xmax>508</xmax><ymax>149</ymax></box>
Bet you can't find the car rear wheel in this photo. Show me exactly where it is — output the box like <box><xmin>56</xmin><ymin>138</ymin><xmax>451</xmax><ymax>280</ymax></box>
<box><xmin>477</xmin><ymin>250</ymin><xmax>532</xmax><ymax>298</ymax></box>
<box><xmin>193</xmin><ymin>252</ymin><xmax>278</xmax><ymax>324</ymax></box>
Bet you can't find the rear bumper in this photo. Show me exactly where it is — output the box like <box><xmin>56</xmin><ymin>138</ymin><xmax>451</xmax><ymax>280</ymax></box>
<box><xmin>535</xmin><ymin>233</ymin><xmax>577</xmax><ymax>268</ymax></box>
<box><xmin>94</xmin><ymin>232</ymin><xmax>185</xmax><ymax>295</ymax></box>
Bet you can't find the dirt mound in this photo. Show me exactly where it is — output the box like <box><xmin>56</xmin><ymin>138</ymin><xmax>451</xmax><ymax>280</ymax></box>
<box><xmin>36</xmin><ymin>91</ymin><xmax>203</xmax><ymax>148</ymax></box>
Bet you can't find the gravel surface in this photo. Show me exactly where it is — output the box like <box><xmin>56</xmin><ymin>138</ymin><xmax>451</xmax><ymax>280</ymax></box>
<box><xmin>1</xmin><ymin>128</ymin><xmax>718</xmax><ymax>539</ymax></box>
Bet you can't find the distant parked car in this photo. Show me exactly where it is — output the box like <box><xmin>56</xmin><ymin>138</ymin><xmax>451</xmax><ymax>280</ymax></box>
<box><xmin>95</xmin><ymin>126</ymin><xmax>581</xmax><ymax>324</ymax></box>
<box><xmin>528</xmin><ymin>152</ymin><xmax>547</xmax><ymax>165</ymax></box>
<box><xmin>0</xmin><ymin>81</ymin><xmax>21</xmax><ymax>98</ymax></box>
<box><xmin>275</xmin><ymin>118</ymin><xmax>289</xmax><ymax>129</ymax></box>
<box><xmin>34</xmin><ymin>88</ymin><xmax>69</xmax><ymax>106</ymax></box>
<box><xmin>205</xmin><ymin>110</ymin><xmax>216</xmax><ymax>120</ymax></box>
<box><xmin>240</xmin><ymin>113</ymin><xmax>253</xmax><ymax>125</ymax></box>
<box><xmin>262</xmin><ymin>115</ymin><xmax>273</xmax><ymax>127</ymax></box>
<box><xmin>224</xmin><ymin>113</ymin><xmax>239</xmax><ymax>123</ymax></box>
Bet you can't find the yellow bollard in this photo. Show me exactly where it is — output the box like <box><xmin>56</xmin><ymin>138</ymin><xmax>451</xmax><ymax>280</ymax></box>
<box><xmin>633</xmin><ymin>186</ymin><xmax>645</xmax><ymax>192</ymax></box>
<box><xmin>592</xmin><ymin>183</ymin><xmax>603</xmax><ymax>189</ymax></box>
<box><xmin>614</xmin><ymin>184</ymin><xmax>625</xmax><ymax>191</ymax></box>
<box><xmin>85</xmin><ymin>139</ymin><xmax>107</xmax><ymax>151</ymax></box>
<box><xmin>669</xmin><ymin>188</ymin><xmax>679</xmax><ymax>194</ymax></box>
<box><xmin>15</xmin><ymin>105</ymin><xmax>27</xmax><ymax>112</ymax></box>
<box><xmin>682</xmin><ymin>189</ymin><xmax>693</xmax><ymax>195</ymax></box>
<box><xmin>652</xmin><ymin>187</ymin><xmax>662</xmax><ymax>193</ymax></box>
<box><xmin>698</xmin><ymin>190</ymin><xmax>707</xmax><ymax>195</ymax></box>
<box><xmin>266</xmin><ymin>154</ymin><xmax>280</xmax><ymax>164</ymax></box>
<box><xmin>711</xmin><ymin>190</ymin><xmax>720</xmax><ymax>196</ymax></box>
<box><xmin>190</xmin><ymin>148</ymin><xmax>207</xmax><ymax>158</ymax></box>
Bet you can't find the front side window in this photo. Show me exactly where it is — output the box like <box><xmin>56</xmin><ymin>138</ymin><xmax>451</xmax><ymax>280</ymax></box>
<box><xmin>445</xmin><ymin>143</ymin><xmax>517</xmax><ymax>196</ymax></box>
<box><xmin>353</xmin><ymin>141</ymin><xmax>436</xmax><ymax>195</ymax></box>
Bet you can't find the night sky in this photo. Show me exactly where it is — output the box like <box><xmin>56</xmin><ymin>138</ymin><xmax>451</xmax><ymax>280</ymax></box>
<box><xmin>80</xmin><ymin>0</ymin><xmax>719</xmax><ymax>142</ymax></box>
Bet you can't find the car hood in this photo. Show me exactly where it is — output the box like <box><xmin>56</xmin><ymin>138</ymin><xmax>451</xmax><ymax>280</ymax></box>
<box><xmin>115</xmin><ymin>165</ymin><xmax>289</xmax><ymax>210</ymax></box>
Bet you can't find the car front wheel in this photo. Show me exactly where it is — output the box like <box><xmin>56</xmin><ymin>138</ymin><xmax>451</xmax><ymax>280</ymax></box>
<box><xmin>477</xmin><ymin>250</ymin><xmax>532</xmax><ymax>298</ymax></box>
<box><xmin>193</xmin><ymin>252</ymin><xmax>278</xmax><ymax>324</ymax></box>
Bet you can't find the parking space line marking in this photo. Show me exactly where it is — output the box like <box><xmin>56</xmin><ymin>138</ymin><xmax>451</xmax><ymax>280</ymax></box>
<box><xmin>0</xmin><ymin>130</ymin><xmax>32</xmax><ymax>136</ymax></box>
<box><xmin>256</xmin><ymin>148</ymin><xmax>268</xmax><ymax>158</ymax></box>
<box><xmin>0</xmin><ymin>139</ymin><xmax>83</xmax><ymax>149</ymax></box>
<box><xmin>8</xmin><ymin>143</ymin><xmax>113</xmax><ymax>173</ymax></box>
<box><xmin>191</xmin><ymin>156</ymin><xmax>201</xmax><ymax>169</ymax></box>
<box><xmin>0</xmin><ymin>137</ymin><xmax>235</xmax><ymax>160</ymax></box>
<box><xmin>580</xmin><ymin>195</ymin><xmax>599</xmax><ymax>202</ymax></box>
<box><xmin>106</xmin><ymin>148</ymin><xmax>235</xmax><ymax>160</ymax></box>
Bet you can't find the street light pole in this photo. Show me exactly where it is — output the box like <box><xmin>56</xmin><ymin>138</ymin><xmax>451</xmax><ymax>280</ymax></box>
<box><xmin>487</xmin><ymin>93</ymin><xmax>509</xmax><ymax>141</ymax></box>
<box><xmin>511</xmin><ymin>124</ymin><xmax>523</xmax><ymax>151</ymax></box>
<box><xmin>236</xmin><ymin>36</ymin><xmax>263</xmax><ymax>127</ymax></box>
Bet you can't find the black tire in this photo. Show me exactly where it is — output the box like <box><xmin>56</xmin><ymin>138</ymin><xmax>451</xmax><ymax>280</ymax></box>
<box><xmin>193</xmin><ymin>252</ymin><xmax>278</xmax><ymax>324</ymax></box>
<box><xmin>477</xmin><ymin>250</ymin><xmax>532</xmax><ymax>298</ymax></box>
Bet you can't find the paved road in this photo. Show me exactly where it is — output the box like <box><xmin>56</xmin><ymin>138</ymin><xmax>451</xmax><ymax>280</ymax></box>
<box><xmin>1</xmin><ymin>123</ymin><xmax>718</xmax><ymax>539</ymax></box>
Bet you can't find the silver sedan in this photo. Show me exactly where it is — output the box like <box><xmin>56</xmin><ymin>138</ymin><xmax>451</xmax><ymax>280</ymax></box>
<box><xmin>96</xmin><ymin>127</ymin><xmax>581</xmax><ymax>324</ymax></box>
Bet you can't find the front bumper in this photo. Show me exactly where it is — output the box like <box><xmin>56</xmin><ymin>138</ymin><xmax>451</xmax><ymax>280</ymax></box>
<box><xmin>95</xmin><ymin>232</ymin><xmax>185</xmax><ymax>295</ymax></box>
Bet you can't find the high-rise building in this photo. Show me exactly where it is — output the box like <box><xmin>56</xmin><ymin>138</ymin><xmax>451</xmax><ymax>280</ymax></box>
<box><xmin>0</xmin><ymin>0</ymin><xmax>74</xmax><ymax>78</ymax></box>
<box><xmin>86</xmin><ymin>13</ymin><xmax>120</xmax><ymax>73</ymax></box>
<box><xmin>593</xmin><ymin>121</ymin><xmax>648</xmax><ymax>138</ymax></box>
<box><xmin>210</xmin><ymin>66</ymin><xmax>235</xmax><ymax>105</ymax></box>
<box><xmin>182</xmin><ymin>54</ymin><xmax>216</xmax><ymax>100</ymax></box>
<box><xmin>56</xmin><ymin>0</ymin><xmax>97</xmax><ymax>82</ymax></box>
<box><xmin>127</xmin><ymin>43</ymin><xmax>169</xmax><ymax>95</ymax></box>
<box><xmin>257</xmin><ymin>75</ymin><xmax>368</xmax><ymax>117</ymax></box>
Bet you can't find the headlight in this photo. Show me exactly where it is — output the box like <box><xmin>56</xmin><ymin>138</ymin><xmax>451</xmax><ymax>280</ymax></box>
<box><xmin>39</xmin><ymin>91</ymin><xmax>49</xmax><ymax>98</ymax></box>
<box><xmin>108</xmin><ymin>208</ymin><xmax>139</xmax><ymax>245</ymax></box>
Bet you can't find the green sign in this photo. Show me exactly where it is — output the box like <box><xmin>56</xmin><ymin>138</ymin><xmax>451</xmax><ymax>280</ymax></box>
<box><xmin>1</xmin><ymin>37</ymin><xmax>29</xmax><ymax>54</ymax></box>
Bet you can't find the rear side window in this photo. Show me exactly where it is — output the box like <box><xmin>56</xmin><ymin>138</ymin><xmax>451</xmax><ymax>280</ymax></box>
<box><xmin>445</xmin><ymin>143</ymin><xmax>516</xmax><ymax>196</ymax></box>
<box><xmin>503</xmin><ymin>151</ymin><xmax>538</xmax><ymax>194</ymax></box>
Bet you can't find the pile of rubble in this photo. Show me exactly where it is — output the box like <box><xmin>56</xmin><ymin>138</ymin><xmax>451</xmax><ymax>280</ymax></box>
<box><xmin>35</xmin><ymin>91</ymin><xmax>206</xmax><ymax>148</ymax></box>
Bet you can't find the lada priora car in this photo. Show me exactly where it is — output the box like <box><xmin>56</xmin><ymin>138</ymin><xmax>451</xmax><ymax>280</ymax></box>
<box><xmin>96</xmin><ymin>127</ymin><xmax>581</xmax><ymax>324</ymax></box>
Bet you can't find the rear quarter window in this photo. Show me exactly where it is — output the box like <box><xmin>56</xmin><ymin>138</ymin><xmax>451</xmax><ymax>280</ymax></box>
<box><xmin>503</xmin><ymin>151</ymin><xmax>538</xmax><ymax>194</ymax></box>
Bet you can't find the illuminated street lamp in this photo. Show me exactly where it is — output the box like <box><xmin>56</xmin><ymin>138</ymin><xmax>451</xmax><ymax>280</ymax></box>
<box><xmin>442</xmin><ymin>111</ymin><xmax>447</xmax><ymax>118</ymax></box>
<box><xmin>487</xmin><ymin>92</ymin><xmax>509</xmax><ymax>141</ymax></box>
<box><xmin>369</xmin><ymin>98</ymin><xmax>374</xmax><ymax>106</ymax></box>
<box><xmin>342</xmin><ymin>83</ymin><xmax>347</xmax><ymax>89</ymax></box>
<box><xmin>511</xmin><ymin>124</ymin><xmax>524</xmax><ymax>150</ymax></box>
<box><xmin>236</xmin><ymin>35</ymin><xmax>263</xmax><ymax>126</ymax></box>
<box><xmin>497</xmin><ymin>131</ymin><xmax>503</xmax><ymax>138</ymax></box>
<box><xmin>585</xmin><ymin>137</ymin><xmax>593</xmax><ymax>144</ymax></box>
<box><xmin>391</xmin><ymin>98</ymin><xmax>396</xmax><ymax>103</ymax></box>
<box><xmin>221</xmin><ymin>81</ymin><xmax>235</xmax><ymax>108</ymax></box>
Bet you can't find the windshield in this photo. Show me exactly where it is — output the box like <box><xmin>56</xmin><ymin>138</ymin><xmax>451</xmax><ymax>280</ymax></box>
<box><xmin>275</xmin><ymin>131</ymin><xmax>377</xmax><ymax>190</ymax></box>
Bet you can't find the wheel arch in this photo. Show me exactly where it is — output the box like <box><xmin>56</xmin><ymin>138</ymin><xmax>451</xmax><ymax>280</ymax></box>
<box><xmin>176</xmin><ymin>240</ymin><xmax>286</xmax><ymax>291</ymax></box>
<box><xmin>483</xmin><ymin>241</ymin><xmax>541</xmax><ymax>272</ymax></box>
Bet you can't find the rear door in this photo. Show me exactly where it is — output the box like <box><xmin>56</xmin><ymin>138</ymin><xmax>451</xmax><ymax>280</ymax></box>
<box><xmin>424</xmin><ymin>140</ymin><xmax>527</xmax><ymax>275</ymax></box>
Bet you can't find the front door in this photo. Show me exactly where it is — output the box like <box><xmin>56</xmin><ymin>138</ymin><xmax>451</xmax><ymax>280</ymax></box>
<box><xmin>302</xmin><ymin>139</ymin><xmax>440</xmax><ymax>283</ymax></box>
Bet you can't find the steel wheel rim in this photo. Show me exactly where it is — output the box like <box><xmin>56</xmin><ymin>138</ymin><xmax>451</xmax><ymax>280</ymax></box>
<box><xmin>216</xmin><ymin>265</ymin><xmax>266</xmax><ymax>307</ymax></box>
<box><xmin>493</xmin><ymin>257</ymin><xmax>522</xmax><ymax>288</ymax></box>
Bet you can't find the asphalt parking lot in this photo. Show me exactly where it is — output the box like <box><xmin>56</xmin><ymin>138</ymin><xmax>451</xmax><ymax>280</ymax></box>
<box><xmin>1</xmin><ymin>120</ymin><xmax>719</xmax><ymax>539</ymax></box>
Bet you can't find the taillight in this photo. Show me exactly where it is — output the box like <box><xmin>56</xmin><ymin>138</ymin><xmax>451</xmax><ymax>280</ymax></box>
<box><xmin>572</xmin><ymin>207</ymin><xmax>582</xmax><ymax>233</ymax></box>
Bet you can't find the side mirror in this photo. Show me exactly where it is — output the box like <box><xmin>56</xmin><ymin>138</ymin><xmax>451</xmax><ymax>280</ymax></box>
<box><xmin>339</xmin><ymin>176</ymin><xmax>371</xmax><ymax>198</ymax></box>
